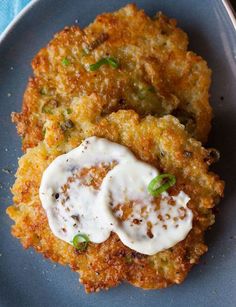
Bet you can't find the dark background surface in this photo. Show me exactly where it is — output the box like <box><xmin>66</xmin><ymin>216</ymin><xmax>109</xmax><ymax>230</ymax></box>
<box><xmin>232</xmin><ymin>0</ymin><xmax>236</xmax><ymax>10</ymax></box>
<box><xmin>0</xmin><ymin>1</ymin><xmax>236</xmax><ymax>306</ymax></box>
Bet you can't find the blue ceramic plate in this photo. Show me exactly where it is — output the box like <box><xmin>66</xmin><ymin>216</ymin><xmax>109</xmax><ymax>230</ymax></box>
<box><xmin>0</xmin><ymin>1</ymin><xmax>236</xmax><ymax>306</ymax></box>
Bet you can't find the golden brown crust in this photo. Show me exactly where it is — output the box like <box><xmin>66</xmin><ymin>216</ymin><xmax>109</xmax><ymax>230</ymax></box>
<box><xmin>8</xmin><ymin>4</ymin><xmax>222</xmax><ymax>293</ymax></box>
<box><xmin>7</xmin><ymin>92</ymin><xmax>224</xmax><ymax>292</ymax></box>
<box><xmin>13</xmin><ymin>4</ymin><xmax>212</xmax><ymax>152</ymax></box>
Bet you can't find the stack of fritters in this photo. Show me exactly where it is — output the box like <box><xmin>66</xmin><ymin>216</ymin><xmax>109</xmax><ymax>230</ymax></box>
<box><xmin>7</xmin><ymin>4</ymin><xmax>224</xmax><ymax>292</ymax></box>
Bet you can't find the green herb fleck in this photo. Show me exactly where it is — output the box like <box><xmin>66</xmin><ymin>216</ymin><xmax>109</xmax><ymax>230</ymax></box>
<box><xmin>89</xmin><ymin>56</ymin><xmax>119</xmax><ymax>71</ymax></box>
<box><xmin>42</xmin><ymin>104</ymin><xmax>53</xmax><ymax>114</ymax></box>
<box><xmin>66</xmin><ymin>108</ymin><xmax>72</xmax><ymax>114</ymax></box>
<box><xmin>42</xmin><ymin>100</ymin><xmax>58</xmax><ymax>114</ymax></box>
<box><xmin>148</xmin><ymin>174</ymin><xmax>176</xmax><ymax>197</ymax></box>
<box><xmin>39</xmin><ymin>88</ymin><xmax>47</xmax><ymax>95</ymax></box>
<box><xmin>72</xmin><ymin>233</ymin><xmax>89</xmax><ymax>251</ymax></box>
<box><xmin>62</xmin><ymin>57</ymin><xmax>71</xmax><ymax>66</ymax></box>
<box><xmin>138</xmin><ymin>86</ymin><xmax>155</xmax><ymax>100</ymax></box>
<box><xmin>106</xmin><ymin>57</ymin><xmax>119</xmax><ymax>68</ymax></box>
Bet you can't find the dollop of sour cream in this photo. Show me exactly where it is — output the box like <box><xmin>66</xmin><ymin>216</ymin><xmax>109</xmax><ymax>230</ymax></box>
<box><xmin>40</xmin><ymin>137</ymin><xmax>193</xmax><ymax>255</ymax></box>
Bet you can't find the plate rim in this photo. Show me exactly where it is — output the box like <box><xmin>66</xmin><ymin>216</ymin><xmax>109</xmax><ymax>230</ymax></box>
<box><xmin>0</xmin><ymin>0</ymin><xmax>236</xmax><ymax>48</ymax></box>
<box><xmin>0</xmin><ymin>0</ymin><xmax>40</xmax><ymax>44</ymax></box>
<box><xmin>222</xmin><ymin>0</ymin><xmax>236</xmax><ymax>30</ymax></box>
<box><xmin>0</xmin><ymin>0</ymin><xmax>236</xmax><ymax>305</ymax></box>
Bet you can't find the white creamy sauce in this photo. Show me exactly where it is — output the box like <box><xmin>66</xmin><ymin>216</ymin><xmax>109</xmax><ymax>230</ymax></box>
<box><xmin>40</xmin><ymin>136</ymin><xmax>193</xmax><ymax>255</ymax></box>
<box><xmin>98</xmin><ymin>161</ymin><xmax>192</xmax><ymax>255</ymax></box>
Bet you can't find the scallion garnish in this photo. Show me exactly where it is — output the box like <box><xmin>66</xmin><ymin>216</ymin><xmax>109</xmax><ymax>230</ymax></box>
<box><xmin>106</xmin><ymin>57</ymin><xmax>119</xmax><ymax>68</ymax></box>
<box><xmin>72</xmin><ymin>233</ymin><xmax>89</xmax><ymax>251</ymax></box>
<box><xmin>148</xmin><ymin>174</ymin><xmax>176</xmax><ymax>196</ymax></box>
<box><xmin>42</xmin><ymin>99</ymin><xmax>58</xmax><ymax>114</ymax></box>
<box><xmin>66</xmin><ymin>108</ymin><xmax>72</xmax><ymax>114</ymax></box>
<box><xmin>42</xmin><ymin>104</ymin><xmax>53</xmax><ymax>114</ymax></box>
<box><xmin>39</xmin><ymin>88</ymin><xmax>47</xmax><ymax>95</ymax></box>
<box><xmin>138</xmin><ymin>86</ymin><xmax>156</xmax><ymax>100</ymax></box>
<box><xmin>89</xmin><ymin>56</ymin><xmax>119</xmax><ymax>71</ymax></box>
<box><xmin>62</xmin><ymin>57</ymin><xmax>70</xmax><ymax>66</ymax></box>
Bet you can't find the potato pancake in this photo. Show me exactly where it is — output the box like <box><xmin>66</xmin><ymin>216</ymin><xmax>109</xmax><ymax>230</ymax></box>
<box><xmin>12</xmin><ymin>4</ymin><xmax>212</xmax><ymax>152</ymax></box>
<box><xmin>7</xmin><ymin>93</ymin><xmax>224</xmax><ymax>292</ymax></box>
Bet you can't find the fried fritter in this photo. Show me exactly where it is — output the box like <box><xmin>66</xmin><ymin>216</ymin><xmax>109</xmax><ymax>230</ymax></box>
<box><xmin>7</xmin><ymin>94</ymin><xmax>224</xmax><ymax>292</ymax></box>
<box><xmin>12</xmin><ymin>4</ymin><xmax>212</xmax><ymax>152</ymax></box>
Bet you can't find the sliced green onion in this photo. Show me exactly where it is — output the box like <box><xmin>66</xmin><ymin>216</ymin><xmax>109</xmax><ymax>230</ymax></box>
<box><xmin>89</xmin><ymin>56</ymin><xmax>119</xmax><ymax>71</ymax></box>
<box><xmin>89</xmin><ymin>58</ymin><xmax>106</xmax><ymax>71</ymax></box>
<box><xmin>148</xmin><ymin>174</ymin><xmax>176</xmax><ymax>196</ymax></box>
<box><xmin>42</xmin><ymin>99</ymin><xmax>58</xmax><ymax>114</ymax></box>
<box><xmin>39</xmin><ymin>88</ymin><xmax>47</xmax><ymax>95</ymax></box>
<box><xmin>42</xmin><ymin>127</ymin><xmax>46</xmax><ymax>137</ymax></box>
<box><xmin>106</xmin><ymin>57</ymin><xmax>119</xmax><ymax>68</ymax></box>
<box><xmin>72</xmin><ymin>233</ymin><xmax>89</xmax><ymax>251</ymax></box>
<box><xmin>62</xmin><ymin>57</ymin><xmax>70</xmax><ymax>66</ymax></box>
<box><xmin>42</xmin><ymin>104</ymin><xmax>53</xmax><ymax>114</ymax></box>
<box><xmin>138</xmin><ymin>86</ymin><xmax>156</xmax><ymax>100</ymax></box>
